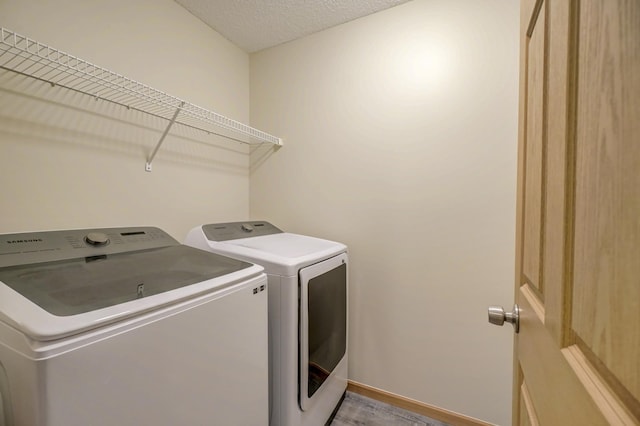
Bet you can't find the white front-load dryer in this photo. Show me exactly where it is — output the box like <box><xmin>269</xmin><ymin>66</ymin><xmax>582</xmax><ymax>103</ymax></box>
<box><xmin>185</xmin><ymin>221</ymin><xmax>348</xmax><ymax>426</ymax></box>
<box><xmin>0</xmin><ymin>226</ymin><xmax>268</xmax><ymax>426</ymax></box>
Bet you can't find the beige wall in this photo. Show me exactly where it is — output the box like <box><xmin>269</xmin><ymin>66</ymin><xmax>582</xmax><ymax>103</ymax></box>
<box><xmin>0</xmin><ymin>0</ymin><xmax>250</xmax><ymax>240</ymax></box>
<box><xmin>2</xmin><ymin>0</ymin><xmax>519</xmax><ymax>424</ymax></box>
<box><xmin>250</xmin><ymin>1</ymin><xmax>519</xmax><ymax>424</ymax></box>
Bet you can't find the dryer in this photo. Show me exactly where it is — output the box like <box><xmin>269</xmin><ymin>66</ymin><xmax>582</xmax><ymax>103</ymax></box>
<box><xmin>185</xmin><ymin>221</ymin><xmax>348</xmax><ymax>426</ymax></box>
<box><xmin>0</xmin><ymin>226</ymin><xmax>268</xmax><ymax>426</ymax></box>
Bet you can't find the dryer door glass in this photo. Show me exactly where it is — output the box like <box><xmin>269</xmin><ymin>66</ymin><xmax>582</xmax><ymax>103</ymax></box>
<box><xmin>299</xmin><ymin>253</ymin><xmax>347</xmax><ymax>409</ymax></box>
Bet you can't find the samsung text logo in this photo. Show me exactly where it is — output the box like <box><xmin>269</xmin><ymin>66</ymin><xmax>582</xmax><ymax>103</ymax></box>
<box><xmin>6</xmin><ymin>239</ymin><xmax>43</xmax><ymax>244</ymax></box>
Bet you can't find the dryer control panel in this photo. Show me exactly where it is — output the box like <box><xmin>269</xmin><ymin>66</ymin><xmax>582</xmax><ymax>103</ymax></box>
<box><xmin>203</xmin><ymin>221</ymin><xmax>282</xmax><ymax>241</ymax></box>
<box><xmin>0</xmin><ymin>227</ymin><xmax>176</xmax><ymax>267</ymax></box>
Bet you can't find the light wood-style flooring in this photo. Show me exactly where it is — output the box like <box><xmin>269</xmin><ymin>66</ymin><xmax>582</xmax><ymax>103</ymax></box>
<box><xmin>330</xmin><ymin>392</ymin><xmax>450</xmax><ymax>426</ymax></box>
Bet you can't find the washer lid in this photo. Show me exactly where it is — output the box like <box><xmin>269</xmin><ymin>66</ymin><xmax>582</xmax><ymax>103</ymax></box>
<box><xmin>0</xmin><ymin>227</ymin><xmax>262</xmax><ymax>340</ymax></box>
<box><xmin>0</xmin><ymin>245</ymin><xmax>252</xmax><ymax>317</ymax></box>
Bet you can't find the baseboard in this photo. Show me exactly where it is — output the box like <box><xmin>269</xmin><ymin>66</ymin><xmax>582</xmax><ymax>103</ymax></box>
<box><xmin>347</xmin><ymin>380</ymin><xmax>494</xmax><ymax>426</ymax></box>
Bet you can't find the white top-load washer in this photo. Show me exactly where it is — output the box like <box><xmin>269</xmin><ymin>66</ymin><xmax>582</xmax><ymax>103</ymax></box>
<box><xmin>0</xmin><ymin>226</ymin><xmax>268</xmax><ymax>426</ymax></box>
<box><xmin>185</xmin><ymin>221</ymin><xmax>348</xmax><ymax>426</ymax></box>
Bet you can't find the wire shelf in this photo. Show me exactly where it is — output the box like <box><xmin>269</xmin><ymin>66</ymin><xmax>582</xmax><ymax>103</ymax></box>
<box><xmin>0</xmin><ymin>27</ymin><xmax>282</xmax><ymax>171</ymax></box>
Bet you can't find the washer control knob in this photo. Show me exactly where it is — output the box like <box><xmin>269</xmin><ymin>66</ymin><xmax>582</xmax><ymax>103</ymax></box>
<box><xmin>241</xmin><ymin>223</ymin><xmax>254</xmax><ymax>233</ymax></box>
<box><xmin>85</xmin><ymin>232</ymin><xmax>110</xmax><ymax>246</ymax></box>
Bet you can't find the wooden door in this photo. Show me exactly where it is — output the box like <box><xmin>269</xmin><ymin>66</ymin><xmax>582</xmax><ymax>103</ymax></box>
<box><xmin>512</xmin><ymin>0</ymin><xmax>640</xmax><ymax>424</ymax></box>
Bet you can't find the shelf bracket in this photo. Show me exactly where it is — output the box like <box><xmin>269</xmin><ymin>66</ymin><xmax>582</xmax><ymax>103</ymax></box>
<box><xmin>145</xmin><ymin>102</ymin><xmax>184</xmax><ymax>172</ymax></box>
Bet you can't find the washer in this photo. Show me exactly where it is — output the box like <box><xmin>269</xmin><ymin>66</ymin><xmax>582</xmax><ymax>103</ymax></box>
<box><xmin>185</xmin><ymin>221</ymin><xmax>348</xmax><ymax>426</ymax></box>
<box><xmin>0</xmin><ymin>226</ymin><xmax>268</xmax><ymax>426</ymax></box>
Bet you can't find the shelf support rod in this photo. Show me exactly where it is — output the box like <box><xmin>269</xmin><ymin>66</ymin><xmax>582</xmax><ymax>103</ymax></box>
<box><xmin>145</xmin><ymin>102</ymin><xmax>184</xmax><ymax>172</ymax></box>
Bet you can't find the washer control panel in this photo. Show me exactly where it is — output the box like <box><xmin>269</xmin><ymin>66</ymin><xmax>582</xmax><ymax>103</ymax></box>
<box><xmin>0</xmin><ymin>227</ymin><xmax>177</xmax><ymax>267</ymax></box>
<box><xmin>203</xmin><ymin>221</ymin><xmax>282</xmax><ymax>241</ymax></box>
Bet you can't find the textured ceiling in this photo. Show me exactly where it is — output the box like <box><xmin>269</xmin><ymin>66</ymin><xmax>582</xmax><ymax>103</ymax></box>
<box><xmin>175</xmin><ymin>0</ymin><xmax>411</xmax><ymax>53</ymax></box>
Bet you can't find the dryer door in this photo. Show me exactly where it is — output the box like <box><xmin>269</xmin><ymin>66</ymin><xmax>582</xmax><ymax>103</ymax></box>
<box><xmin>299</xmin><ymin>252</ymin><xmax>347</xmax><ymax>411</ymax></box>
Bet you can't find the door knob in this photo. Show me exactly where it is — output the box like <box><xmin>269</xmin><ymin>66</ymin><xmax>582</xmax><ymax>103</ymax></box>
<box><xmin>488</xmin><ymin>304</ymin><xmax>520</xmax><ymax>333</ymax></box>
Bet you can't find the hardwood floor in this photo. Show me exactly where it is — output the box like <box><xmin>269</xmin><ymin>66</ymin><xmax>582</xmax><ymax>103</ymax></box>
<box><xmin>330</xmin><ymin>392</ymin><xmax>451</xmax><ymax>426</ymax></box>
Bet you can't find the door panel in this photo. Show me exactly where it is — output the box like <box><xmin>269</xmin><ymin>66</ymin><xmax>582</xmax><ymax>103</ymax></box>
<box><xmin>571</xmin><ymin>0</ymin><xmax>640</xmax><ymax>409</ymax></box>
<box><xmin>518</xmin><ymin>284</ymin><xmax>606</xmax><ymax>425</ymax></box>
<box><xmin>513</xmin><ymin>0</ymin><xmax>640</xmax><ymax>424</ymax></box>
<box><xmin>521</xmin><ymin>0</ymin><xmax>545</xmax><ymax>293</ymax></box>
<box><xmin>540</xmin><ymin>0</ymin><xmax>573</xmax><ymax>345</ymax></box>
<box><xmin>519</xmin><ymin>382</ymin><xmax>538</xmax><ymax>426</ymax></box>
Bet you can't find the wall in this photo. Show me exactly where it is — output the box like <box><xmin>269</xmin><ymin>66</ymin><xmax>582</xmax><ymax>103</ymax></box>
<box><xmin>250</xmin><ymin>1</ymin><xmax>519</xmax><ymax>424</ymax></box>
<box><xmin>0</xmin><ymin>0</ymin><xmax>250</xmax><ymax>240</ymax></box>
